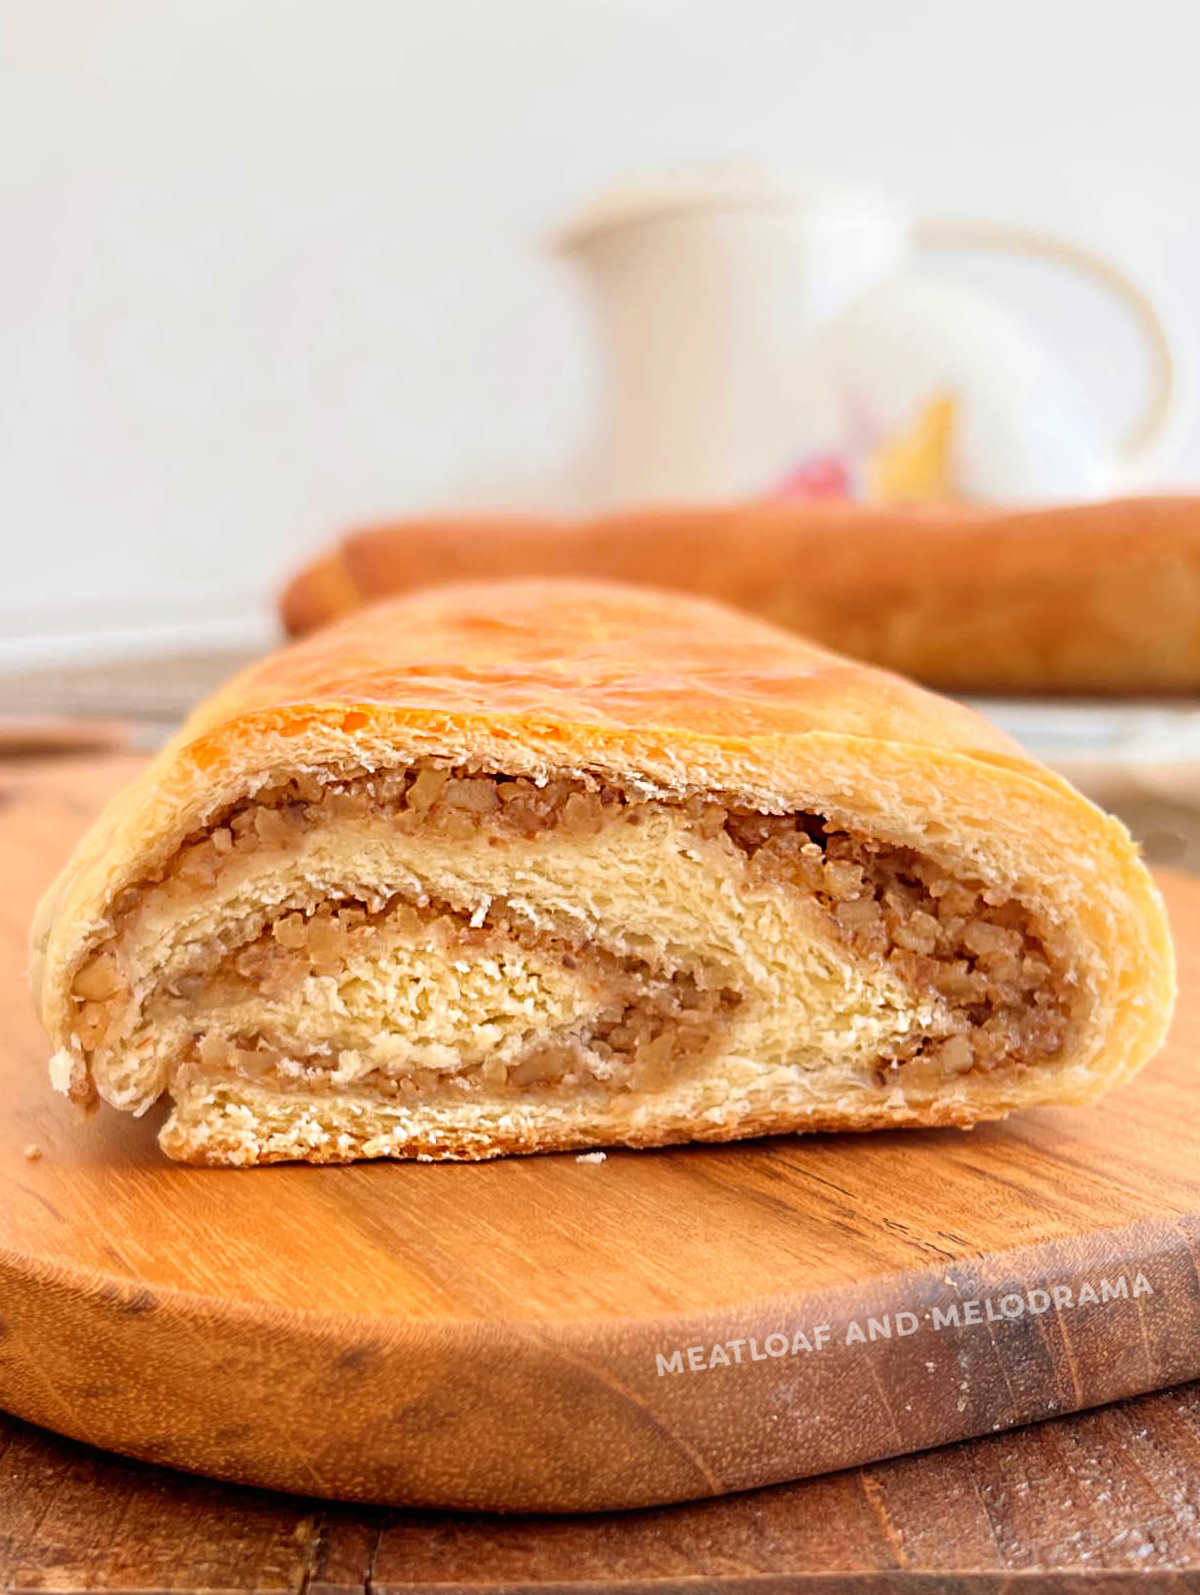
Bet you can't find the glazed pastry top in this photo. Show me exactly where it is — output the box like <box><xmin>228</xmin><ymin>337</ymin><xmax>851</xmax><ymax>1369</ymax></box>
<box><xmin>199</xmin><ymin>578</ymin><xmax>1027</xmax><ymax>766</ymax></box>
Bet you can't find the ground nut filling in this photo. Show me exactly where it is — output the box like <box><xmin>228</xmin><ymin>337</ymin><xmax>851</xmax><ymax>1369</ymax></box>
<box><xmin>725</xmin><ymin>814</ymin><xmax>1074</xmax><ymax>1080</ymax></box>
<box><xmin>68</xmin><ymin>763</ymin><xmax>1079</xmax><ymax>1101</ymax></box>
<box><xmin>159</xmin><ymin>895</ymin><xmax>740</xmax><ymax>1100</ymax></box>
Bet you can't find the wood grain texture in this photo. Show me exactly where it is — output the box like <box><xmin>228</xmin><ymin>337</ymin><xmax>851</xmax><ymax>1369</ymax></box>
<box><xmin>5</xmin><ymin>1389</ymin><xmax>1200</xmax><ymax>1591</ymax></box>
<box><xmin>0</xmin><ymin>1409</ymin><xmax>316</xmax><ymax>1594</ymax></box>
<box><xmin>2</xmin><ymin>756</ymin><xmax>1200</xmax><ymax>1513</ymax></box>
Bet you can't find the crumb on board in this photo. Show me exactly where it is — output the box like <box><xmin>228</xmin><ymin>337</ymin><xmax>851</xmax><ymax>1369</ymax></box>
<box><xmin>575</xmin><ymin>1150</ymin><xmax>607</xmax><ymax>1165</ymax></box>
<box><xmin>23</xmin><ymin>1143</ymin><xmax>43</xmax><ymax>1163</ymax></box>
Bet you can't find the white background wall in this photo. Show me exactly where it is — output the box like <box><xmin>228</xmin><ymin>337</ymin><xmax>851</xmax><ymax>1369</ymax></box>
<box><xmin>3</xmin><ymin>0</ymin><xmax>1199</xmax><ymax>660</ymax></box>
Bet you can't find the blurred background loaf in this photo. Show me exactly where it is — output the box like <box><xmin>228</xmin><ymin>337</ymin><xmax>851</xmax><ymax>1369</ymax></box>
<box><xmin>279</xmin><ymin>499</ymin><xmax>1200</xmax><ymax>696</ymax></box>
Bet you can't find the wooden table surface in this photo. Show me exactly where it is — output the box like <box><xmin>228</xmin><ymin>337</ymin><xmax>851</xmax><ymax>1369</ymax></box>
<box><xmin>4</xmin><ymin>1386</ymin><xmax>1200</xmax><ymax>1592</ymax></box>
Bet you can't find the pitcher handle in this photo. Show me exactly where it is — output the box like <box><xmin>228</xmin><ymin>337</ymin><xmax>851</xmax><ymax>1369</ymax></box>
<box><xmin>915</xmin><ymin>218</ymin><xmax>1182</xmax><ymax>480</ymax></box>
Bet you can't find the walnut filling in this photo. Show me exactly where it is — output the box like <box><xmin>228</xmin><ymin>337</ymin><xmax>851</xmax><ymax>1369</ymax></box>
<box><xmin>68</xmin><ymin>763</ymin><xmax>1078</xmax><ymax>1102</ymax></box>
<box><xmin>158</xmin><ymin>895</ymin><xmax>739</xmax><ymax>1099</ymax></box>
<box><xmin>726</xmin><ymin>814</ymin><xmax>1072</xmax><ymax>1080</ymax></box>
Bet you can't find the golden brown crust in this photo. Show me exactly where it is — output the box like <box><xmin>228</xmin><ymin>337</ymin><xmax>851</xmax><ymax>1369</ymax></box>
<box><xmin>30</xmin><ymin>578</ymin><xmax>1175</xmax><ymax>1162</ymax></box>
<box><xmin>279</xmin><ymin>497</ymin><xmax>1200</xmax><ymax>694</ymax></box>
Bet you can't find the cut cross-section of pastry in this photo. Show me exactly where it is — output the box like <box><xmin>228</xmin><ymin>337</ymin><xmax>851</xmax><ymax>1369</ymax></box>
<box><xmin>31</xmin><ymin>579</ymin><xmax>1174</xmax><ymax>1166</ymax></box>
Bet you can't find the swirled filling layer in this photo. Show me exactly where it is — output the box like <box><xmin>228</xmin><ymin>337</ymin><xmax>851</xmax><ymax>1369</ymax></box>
<box><xmin>66</xmin><ymin>764</ymin><xmax>1078</xmax><ymax>1110</ymax></box>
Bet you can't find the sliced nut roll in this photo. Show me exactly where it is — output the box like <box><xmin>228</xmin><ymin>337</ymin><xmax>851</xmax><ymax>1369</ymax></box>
<box><xmin>31</xmin><ymin>580</ymin><xmax>1174</xmax><ymax>1165</ymax></box>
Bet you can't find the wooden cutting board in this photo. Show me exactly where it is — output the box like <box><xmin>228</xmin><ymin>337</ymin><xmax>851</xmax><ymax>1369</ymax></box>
<box><xmin>2</xmin><ymin>754</ymin><xmax>1199</xmax><ymax>1514</ymax></box>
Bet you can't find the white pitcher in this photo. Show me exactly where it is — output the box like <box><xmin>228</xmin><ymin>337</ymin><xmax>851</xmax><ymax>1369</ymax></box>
<box><xmin>554</xmin><ymin>166</ymin><xmax>1184</xmax><ymax>507</ymax></box>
